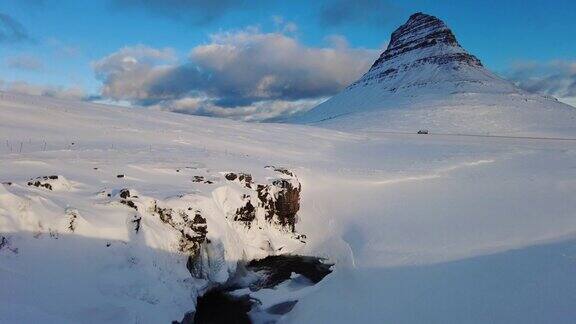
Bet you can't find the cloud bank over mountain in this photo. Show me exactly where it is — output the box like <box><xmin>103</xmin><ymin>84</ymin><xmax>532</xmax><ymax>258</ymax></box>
<box><xmin>93</xmin><ymin>27</ymin><xmax>378</xmax><ymax>121</ymax></box>
<box><xmin>509</xmin><ymin>60</ymin><xmax>576</xmax><ymax>107</ymax></box>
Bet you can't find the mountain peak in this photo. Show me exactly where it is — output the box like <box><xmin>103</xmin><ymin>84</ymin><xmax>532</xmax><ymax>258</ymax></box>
<box><xmin>390</xmin><ymin>12</ymin><xmax>459</xmax><ymax>52</ymax></box>
<box><xmin>368</xmin><ymin>12</ymin><xmax>482</xmax><ymax>73</ymax></box>
<box><xmin>344</xmin><ymin>12</ymin><xmax>493</xmax><ymax>92</ymax></box>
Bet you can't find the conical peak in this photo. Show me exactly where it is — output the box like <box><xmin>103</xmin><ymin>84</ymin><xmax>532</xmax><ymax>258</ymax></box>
<box><xmin>368</xmin><ymin>12</ymin><xmax>482</xmax><ymax>71</ymax></box>
<box><xmin>390</xmin><ymin>12</ymin><xmax>456</xmax><ymax>48</ymax></box>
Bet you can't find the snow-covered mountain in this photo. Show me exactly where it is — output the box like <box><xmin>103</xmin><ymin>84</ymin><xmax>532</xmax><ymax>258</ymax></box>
<box><xmin>346</xmin><ymin>12</ymin><xmax>516</xmax><ymax>95</ymax></box>
<box><xmin>297</xmin><ymin>13</ymin><xmax>576</xmax><ymax>136</ymax></box>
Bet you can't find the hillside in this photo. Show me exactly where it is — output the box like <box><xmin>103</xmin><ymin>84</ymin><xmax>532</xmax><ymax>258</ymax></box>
<box><xmin>2</xmin><ymin>91</ymin><xmax>576</xmax><ymax>323</ymax></box>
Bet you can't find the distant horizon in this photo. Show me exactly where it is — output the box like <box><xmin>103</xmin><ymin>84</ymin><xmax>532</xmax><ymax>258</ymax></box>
<box><xmin>1</xmin><ymin>0</ymin><xmax>575</xmax><ymax>119</ymax></box>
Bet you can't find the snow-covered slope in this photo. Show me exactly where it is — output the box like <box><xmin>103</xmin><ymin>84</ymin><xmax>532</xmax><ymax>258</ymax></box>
<box><xmin>2</xmin><ymin>88</ymin><xmax>576</xmax><ymax>324</ymax></box>
<box><xmin>0</xmin><ymin>91</ymin><xmax>342</xmax><ymax>323</ymax></box>
<box><xmin>297</xmin><ymin>13</ymin><xmax>576</xmax><ymax>136</ymax></box>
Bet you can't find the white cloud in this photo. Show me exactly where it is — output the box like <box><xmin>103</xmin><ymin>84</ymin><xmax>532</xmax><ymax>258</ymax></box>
<box><xmin>1</xmin><ymin>80</ymin><xmax>86</xmax><ymax>100</ymax></box>
<box><xmin>508</xmin><ymin>60</ymin><xmax>576</xmax><ymax>106</ymax></box>
<box><xmin>92</xmin><ymin>45</ymin><xmax>177</xmax><ymax>101</ymax></box>
<box><xmin>93</xmin><ymin>28</ymin><xmax>378</xmax><ymax>120</ymax></box>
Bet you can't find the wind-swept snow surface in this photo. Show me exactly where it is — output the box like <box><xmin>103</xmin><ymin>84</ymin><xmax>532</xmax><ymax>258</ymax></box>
<box><xmin>1</xmin><ymin>90</ymin><xmax>576</xmax><ymax>323</ymax></box>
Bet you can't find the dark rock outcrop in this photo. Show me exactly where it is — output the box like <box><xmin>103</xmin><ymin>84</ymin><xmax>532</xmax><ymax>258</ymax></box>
<box><xmin>224</xmin><ymin>172</ymin><xmax>253</xmax><ymax>188</ymax></box>
<box><xmin>131</xmin><ymin>215</ymin><xmax>142</xmax><ymax>233</ymax></box>
<box><xmin>117</xmin><ymin>189</ymin><xmax>138</xmax><ymax>210</ymax></box>
<box><xmin>177</xmin><ymin>253</ymin><xmax>333</xmax><ymax>323</ymax></box>
<box><xmin>257</xmin><ymin>179</ymin><xmax>301</xmax><ymax>232</ymax></box>
<box><xmin>246</xmin><ymin>255</ymin><xmax>333</xmax><ymax>289</ymax></box>
<box><xmin>120</xmin><ymin>200</ymin><xmax>138</xmax><ymax>210</ymax></box>
<box><xmin>224</xmin><ymin>169</ymin><xmax>301</xmax><ymax>232</ymax></box>
<box><xmin>119</xmin><ymin>188</ymin><xmax>131</xmax><ymax>199</ymax></box>
<box><xmin>152</xmin><ymin>203</ymin><xmax>209</xmax><ymax>278</ymax></box>
<box><xmin>234</xmin><ymin>198</ymin><xmax>256</xmax><ymax>227</ymax></box>
<box><xmin>192</xmin><ymin>176</ymin><xmax>213</xmax><ymax>184</ymax></box>
<box><xmin>27</xmin><ymin>175</ymin><xmax>59</xmax><ymax>190</ymax></box>
<box><xmin>65</xmin><ymin>208</ymin><xmax>78</xmax><ymax>232</ymax></box>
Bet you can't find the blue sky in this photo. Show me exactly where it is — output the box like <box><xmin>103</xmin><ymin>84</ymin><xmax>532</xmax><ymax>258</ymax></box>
<box><xmin>1</xmin><ymin>0</ymin><xmax>575</xmax><ymax>119</ymax></box>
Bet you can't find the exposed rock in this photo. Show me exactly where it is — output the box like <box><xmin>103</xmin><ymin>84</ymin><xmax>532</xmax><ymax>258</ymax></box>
<box><xmin>116</xmin><ymin>188</ymin><xmax>138</xmax><ymax>210</ymax></box>
<box><xmin>28</xmin><ymin>180</ymin><xmax>52</xmax><ymax>190</ymax></box>
<box><xmin>179</xmin><ymin>255</ymin><xmax>332</xmax><ymax>323</ymax></box>
<box><xmin>27</xmin><ymin>175</ymin><xmax>59</xmax><ymax>190</ymax></box>
<box><xmin>177</xmin><ymin>254</ymin><xmax>332</xmax><ymax>323</ymax></box>
<box><xmin>116</xmin><ymin>174</ymin><xmax>124</xmax><ymax>178</ymax></box>
<box><xmin>246</xmin><ymin>255</ymin><xmax>333</xmax><ymax>290</ymax></box>
<box><xmin>272</xmin><ymin>179</ymin><xmax>301</xmax><ymax>230</ymax></box>
<box><xmin>154</xmin><ymin>205</ymin><xmax>173</xmax><ymax>224</ymax></box>
<box><xmin>224</xmin><ymin>172</ymin><xmax>253</xmax><ymax>188</ymax></box>
<box><xmin>222</xmin><ymin>169</ymin><xmax>303</xmax><ymax>232</ymax></box>
<box><xmin>120</xmin><ymin>200</ymin><xmax>137</xmax><ymax>210</ymax></box>
<box><xmin>119</xmin><ymin>188</ymin><xmax>131</xmax><ymax>199</ymax></box>
<box><xmin>234</xmin><ymin>197</ymin><xmax>256</xmax><ymax>227</ymax></box>
<box><xmin>192</xmin><ymin>175</ymin><xmax>214</xmax><ymax>184</ymax></box>
<box><xmin>257</xmin><ymin>179</ymin><xmax>301</xmax><ymax>232</ymax></box>
<box><xmin>151</xmin><ymin>203</ymin><xmax>209</xmax><ymax>278</ymax></box>
<box><xmin>131</xmin><ymin>215</ymin><xmax>142</xmax><ymax>233</ymax></box>
<box><xmin>65</xmin><ymin>208</ymin><xmax>78</xmax><ymax>232</ymax></box>
<box><xmin>224</xmin><ymin>173</ymin><xmax>237</xmax><ymax>181</ymax></box>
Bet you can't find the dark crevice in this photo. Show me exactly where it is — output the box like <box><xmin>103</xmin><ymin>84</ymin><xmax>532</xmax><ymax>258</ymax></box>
<box><xmin>175</xmin><ymin>254</ymin><xmax>333</xmax><ymax>324</ymax></box>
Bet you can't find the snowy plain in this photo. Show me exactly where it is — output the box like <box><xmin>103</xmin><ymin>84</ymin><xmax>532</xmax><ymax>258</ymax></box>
<box><xmin>1</xmin><ymin>91</ymin><xmax>576</xmax><ymax>323</ymax></box>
